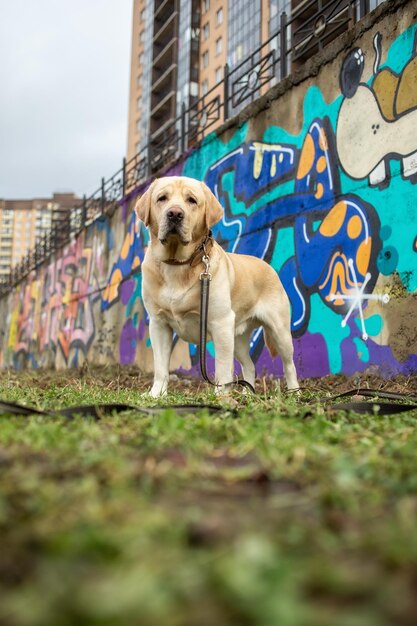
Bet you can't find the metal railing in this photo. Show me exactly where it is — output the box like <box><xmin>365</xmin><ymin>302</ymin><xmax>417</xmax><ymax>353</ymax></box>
<box><xmin>0</xmin><ymin>0</ymin><xmax>372</xmax><ymax>296</ymax></box>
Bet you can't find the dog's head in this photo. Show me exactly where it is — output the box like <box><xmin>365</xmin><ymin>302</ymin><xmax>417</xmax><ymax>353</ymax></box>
<box><xmin>135</xmin><ymin>176</ymin><xmax>223</xmax><ymax>245</ymax></box>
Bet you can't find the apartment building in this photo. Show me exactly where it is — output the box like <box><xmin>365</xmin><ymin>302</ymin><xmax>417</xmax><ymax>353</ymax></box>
<box><xmin>127</xmin><ymin>0</ymin><xmax>386</xmax><ymax>163</ymax></box>
<box><xmin>127</xmin><ymin>0</ymin><xmax>303</xmax><ymax>162</ymax></box>
<box><xmin>127</xmin><ymin>0</ymin><xmax>200</xmax><ymax>164</ymax></box>
<box><xmin>0</xmin><ymin>193</ymin><xmax>78</xmax><ymax>278</ymax></box>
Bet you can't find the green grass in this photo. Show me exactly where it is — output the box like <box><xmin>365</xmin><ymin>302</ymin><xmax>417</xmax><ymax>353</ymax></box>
<box><xmin>0</xmin><ymin>368</ymin><xmax>417</xmax><ymax>626</ymax></box>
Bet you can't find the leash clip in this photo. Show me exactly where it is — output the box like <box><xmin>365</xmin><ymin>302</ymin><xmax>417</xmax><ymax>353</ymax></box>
<box><xmin>200</xmin><ymin>251</ymin><xmax>212</xmax><ymax>281</ymax></box>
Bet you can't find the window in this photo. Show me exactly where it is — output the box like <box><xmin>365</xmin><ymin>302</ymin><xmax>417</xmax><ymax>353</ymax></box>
<box><xmin>202</xmin><ymin>22</ymin><xmax>209</xmax><ymax>41</ymax></box>
<box><xmin>369</xmin><ymin>0</ymin><xmax>385</xmax><ymax>9</ymax></box>
<box><xmin>202</xmin><ymin>80</ymin><xmax>209</xmax><ymax>95</ymax></box>
<box><xmin>202</xmin><ymin>51</ymin><xmax>209</xmax><ymax>68</ymax></box>
<box><xmin>139</xmin><ymin>30</ymin><xmax>145</xmax><ymax>44</ymax></box>
<box><xmin>137</xmin><ymin>96</ymin><xmax>142</xmax><ymax>110</ymax></box>
<box><xmin>140</xmin><ymin>8</ymin><xmax>146</xmax><ymax>21</ymax></box>
<box><xmin>203</xmin><ymin>0</ymin><xmax>210</xmax><ymax>12</ymax></box>
<box><xmin>216</xmin><ymin>8</ymin><xmax>223</xmax><ymax>26</ymax></box>
<box><xmin>215</xmin><ymin>67</ymin><xmax>222</xmax><ymax>83</ymax></box>
<box><xmin>216</xmin><ymin>37</ymin><xmax>222</xmax><ymax>55</ymax></box>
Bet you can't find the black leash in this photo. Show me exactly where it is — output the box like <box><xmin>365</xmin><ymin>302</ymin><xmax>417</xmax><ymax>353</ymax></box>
<box><xmin>325</xmin><ymin>388</ymin><xmax>417</xmax><ymax>415</ymax></box>
<box><xmin>0</xmin><ymin>388</ymin><xmax>416</xmax><ymax>420</ymax></box>
<box><xmin>0</xmin><ymin>399</ymin><xmax>232</xmax><ymax>420</ymax></box>
<box><xmin>199</xmin><ymin>250</ymin><xmax>256</xmax><ymax>394</ymax></box>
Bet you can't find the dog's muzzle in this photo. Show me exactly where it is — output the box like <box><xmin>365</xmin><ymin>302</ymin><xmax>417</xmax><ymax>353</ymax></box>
<box><xmin>166</xmin><ymin>206</ymin><xmax>184</xmax><ymax>224</ymax></box>
<box><xmin>159</xmin><ymin>205</ymin><xmax>187</xmax><ymax>244</ymax></box>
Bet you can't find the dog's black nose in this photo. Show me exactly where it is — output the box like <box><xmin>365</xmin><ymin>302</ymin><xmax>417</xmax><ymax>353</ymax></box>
<box><xmin>167</xmin><ymin>207</ymin><xmax>184</xmax><ymax>222</ymax></box>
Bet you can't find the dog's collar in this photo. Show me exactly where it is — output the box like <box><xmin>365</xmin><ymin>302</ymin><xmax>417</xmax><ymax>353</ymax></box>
<box><xmin>162</xmin><ymin>231</ymin><xmax>214</xmax><ymax>267</ymax></box>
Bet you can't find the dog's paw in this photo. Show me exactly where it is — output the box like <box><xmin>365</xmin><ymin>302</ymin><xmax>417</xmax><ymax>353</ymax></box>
<box><xmin>150</xmin><ymin>390</ymin><xmax>166</xmax><ymax>399</ymax></box>
<box><xmin>214</xmin><ymin>384</ymin><xmax>230</xmax><ymax>396</ymax></box>
<box><xmin>287</xmin><ymin>387</ymin><xmax>301</xmax><ymax>399</ymax></box>
<box><xmin>150</xmin><ymin>382</ymin><xmax>168</xmax><ymax>398</ymax></box>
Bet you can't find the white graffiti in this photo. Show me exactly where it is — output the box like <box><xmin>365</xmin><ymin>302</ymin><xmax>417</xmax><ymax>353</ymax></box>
<box><xmin>330</xmin><ymin>259</ymin><xmax>390</xmax><ymax>341</ymax></box>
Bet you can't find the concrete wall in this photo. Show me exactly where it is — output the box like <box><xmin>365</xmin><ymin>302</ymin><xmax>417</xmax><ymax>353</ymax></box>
<box><xmin>1</xmin><ymin>0</ymin><xmax>416</xmax><ymax>378</ymax></box>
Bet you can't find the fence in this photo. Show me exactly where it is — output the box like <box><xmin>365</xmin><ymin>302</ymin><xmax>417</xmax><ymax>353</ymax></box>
<box><xmin>0</xmin><ymin>0</ymin><xmax>373</xmax><ymax>296</ymax></box>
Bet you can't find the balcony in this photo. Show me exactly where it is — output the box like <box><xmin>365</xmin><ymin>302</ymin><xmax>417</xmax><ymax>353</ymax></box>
<box><xmin>152</xmin><ymin>37</ymin><xmax>178</xmax><ymax>72</ymax></box>
<box><xmin>152</xmin><ymin>62</ymin><xmax>177</xmax><ymax>90</ymax></box>
<box><xmin>153</xmin><ymin>11</ymin><xmax>178</xmax><ymax>48</ymax></box>
<box><xmin>150</xmin><ymin>90</ymin><xmax>176</xmax><ymax>127</ymax></box>
<box><xmin>154</xmin><ymin>0</ymin><xmax>178</xmax><ymax>30</ymax></box>
<box><xmin>154</xmin><ymin>0</ymin><xmax>178</xmax><ymax>21</ymax></box>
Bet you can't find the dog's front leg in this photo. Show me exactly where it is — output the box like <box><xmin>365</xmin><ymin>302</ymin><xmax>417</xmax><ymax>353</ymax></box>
<box><xmin>210</xmin><ymin>312</ymin><xmax>235</xmax><ymax>391</ymax></box>
<box><xmin>149</xmin><ymin>317</ymin><xmax>172</xmax><ymax>397</ymax></box>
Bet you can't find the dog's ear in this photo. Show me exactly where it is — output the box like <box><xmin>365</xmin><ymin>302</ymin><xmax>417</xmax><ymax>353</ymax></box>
<box><xmin>202</xmin><ymin>182</ymin><xmax>223</xmax><ymax>229</ymax></box>
<box><xmin>135</xmin><ymin>180</ymin><xmax>156</xmax><ymax>227</ymax></box>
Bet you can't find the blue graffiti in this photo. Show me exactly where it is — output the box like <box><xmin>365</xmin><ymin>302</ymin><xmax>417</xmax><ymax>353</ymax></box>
<box><xmin>101</xmin><ymin>211</ymin><xmax>148</xmax><ymax>311</ymax></box>
<box><xmin>204</xmin><ymin>118</ymin><xmax>381</xmax><ymax>346</ymax></box>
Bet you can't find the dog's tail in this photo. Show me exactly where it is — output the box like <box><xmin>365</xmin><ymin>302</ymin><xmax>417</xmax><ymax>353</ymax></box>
<box><xmin>263</xmin><ymin>329</ymin><xmax>278</xmax><ymax>358</ymax></box>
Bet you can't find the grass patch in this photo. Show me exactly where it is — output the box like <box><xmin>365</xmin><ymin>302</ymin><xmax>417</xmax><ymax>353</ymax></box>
<box><xmin>0</xmin><ymin>368</ymin><xmax>417</xmax><ymax>626</ymax></box>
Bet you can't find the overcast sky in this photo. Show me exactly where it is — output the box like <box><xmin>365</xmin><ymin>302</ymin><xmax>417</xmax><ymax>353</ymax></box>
<box><xmin>0</xmin><ymin>0</ymin><xmax>132</xmax><ymax>199</ymax></box>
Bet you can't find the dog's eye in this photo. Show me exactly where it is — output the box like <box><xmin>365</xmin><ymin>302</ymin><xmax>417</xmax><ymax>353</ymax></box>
<box><xmin>157</xmin><ymin>194</ymin><xmax>167</xmax><ymax>202</ymax></box>
<box><xmin>187</xmin><ymin>196</ymin><xmax>197</xmax><ymax>205</ymax></box>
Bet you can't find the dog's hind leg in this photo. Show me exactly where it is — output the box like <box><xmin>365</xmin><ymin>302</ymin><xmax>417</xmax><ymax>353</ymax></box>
<box><xmin>234</xmin><ymin>329</ymin><xmax>256</xmax><ymax>389</ymax></box>
<box><xmin>260</xmin><ymin>305</ymin><xmax>299</xmax><ymax>391</ymax></box>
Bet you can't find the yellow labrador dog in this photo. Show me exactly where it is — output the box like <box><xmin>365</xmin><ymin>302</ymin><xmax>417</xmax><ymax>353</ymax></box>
<box><xmin>135</xmin><ymin>176</ymin><xmax>299</xmax><ymax>397</ymax></box>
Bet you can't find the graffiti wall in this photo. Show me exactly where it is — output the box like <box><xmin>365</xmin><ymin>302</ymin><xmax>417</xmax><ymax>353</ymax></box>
<box><xmin>1</xmin><ymin>3</ymin><xmax>416</xmax><ymax>379</ymax></box>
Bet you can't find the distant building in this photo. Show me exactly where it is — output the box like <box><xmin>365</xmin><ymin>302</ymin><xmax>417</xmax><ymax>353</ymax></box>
<box><xmin>0</xmin><ymin>192</ymin><xmax>79</xmax><ymax>277</ymax></box>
